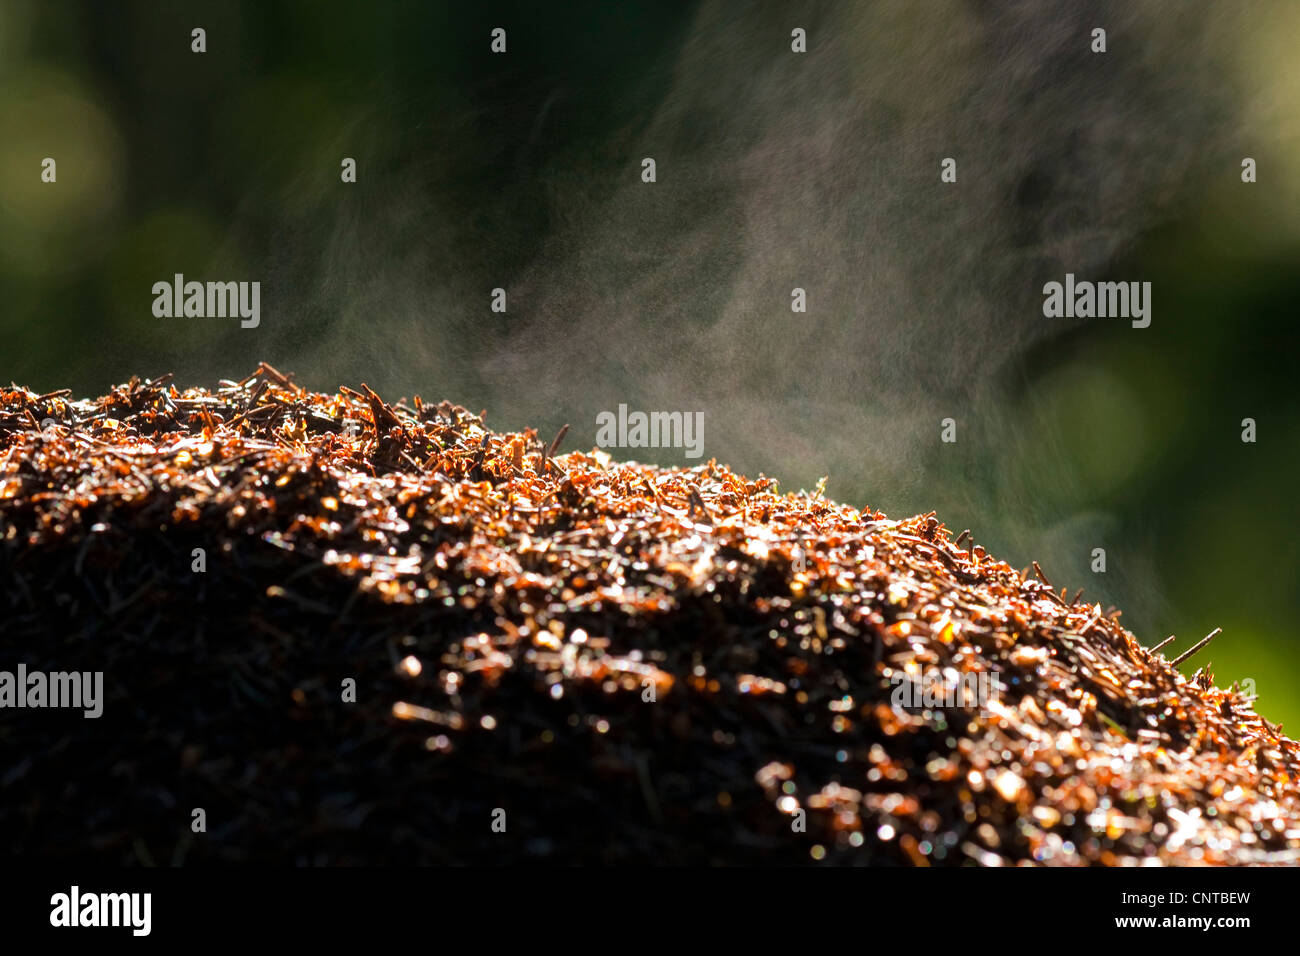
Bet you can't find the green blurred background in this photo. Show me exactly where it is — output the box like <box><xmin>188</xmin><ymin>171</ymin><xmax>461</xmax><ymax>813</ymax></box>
<box><xmin>2</xmin><ymin>2</ymin><xmax>1298</xmax><ymax>727</ymax></box>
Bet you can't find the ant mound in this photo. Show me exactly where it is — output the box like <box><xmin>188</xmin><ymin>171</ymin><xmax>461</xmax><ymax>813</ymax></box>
<box><xmin>2</xmin><ymin>367</ymin><xmax>1298</xmax><ymax>865</ymax></box>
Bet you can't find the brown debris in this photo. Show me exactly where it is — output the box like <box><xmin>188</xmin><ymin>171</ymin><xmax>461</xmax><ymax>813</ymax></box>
<box><xmin>2</xmin><ymin>370</ymin><xmax>1299</xmax><ymax>865</ymax></box>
